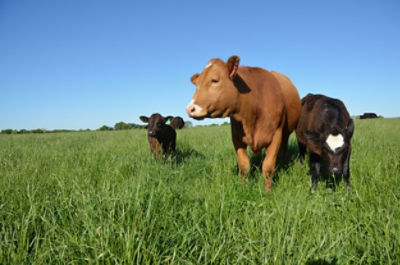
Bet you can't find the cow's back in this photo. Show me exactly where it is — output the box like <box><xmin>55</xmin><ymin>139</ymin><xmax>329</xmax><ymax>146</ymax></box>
<box><xmin>313</xmin><ymin>95</ymin><xmax>350</xmax><ymax>130</ymax></box>
<box><xmin>236</xmin><ymin>68</ymin><xmax>301</xmax><ymax>129</ymax></box>
<box><xmin>270</xmin><ymin>72</ymin><xmax>301</xmax><ymax>133</ymax></box>
<box><xmin>236</xmin><ymin>67</ymin><xmax>286</xmax><ymax>121</ymax></box>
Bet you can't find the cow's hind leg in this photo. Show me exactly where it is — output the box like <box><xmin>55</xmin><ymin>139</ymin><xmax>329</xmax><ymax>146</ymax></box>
<box><xmin>278</xmin><ymin>129</ymin><xmax>289</xmax><ymax>160</ymax></box>
<box><xmin>262</xmin><ymin>128</ymin><xmax>283</xmax><ymax>191</ymax></box>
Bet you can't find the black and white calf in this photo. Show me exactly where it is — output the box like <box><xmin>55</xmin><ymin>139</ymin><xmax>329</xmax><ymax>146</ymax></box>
<box><xmin>295</xmin><ymin>94</ymin><xmax>354</xmax><ymax>191</ymax></box>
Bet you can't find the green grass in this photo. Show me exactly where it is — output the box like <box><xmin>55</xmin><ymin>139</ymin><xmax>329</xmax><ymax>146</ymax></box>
<box><xmin>1</xmin><ymin>118</ymin><xmax>399</xmax><ymax>264</ymax></box>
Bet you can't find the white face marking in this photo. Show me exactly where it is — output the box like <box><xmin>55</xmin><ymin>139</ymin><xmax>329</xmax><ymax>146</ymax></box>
<box><xmin>326</xmin><ymin>134</ymin><xmax>344</xmax><ymax>152</ymax></box>
<box><xmin>186</xmin><ymin>99</ymin><xmax>203</xmax><ymax>116</ymax></box>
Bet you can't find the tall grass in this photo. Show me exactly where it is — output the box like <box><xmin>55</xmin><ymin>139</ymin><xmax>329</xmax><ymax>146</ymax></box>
<box><xmin>0</xmin><ymin>119</ymin><xmax>399</xmax><ymax>264</ymax></box>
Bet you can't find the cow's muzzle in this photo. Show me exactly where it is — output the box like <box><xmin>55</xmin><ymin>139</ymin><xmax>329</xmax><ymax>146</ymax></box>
<box><xmin>329</xmin><ymin>166</ymin><xmax>342</xmax><ymax>175</ymax></box>
<box><xmin>186</xmin><ymin>99</ymin><xmax>205</xmax><ymax>119</ymax></box>
<box><xmin>148</xmin><ymin>130</ymin><xmax>157</xmax><ymax>137</ymax></box>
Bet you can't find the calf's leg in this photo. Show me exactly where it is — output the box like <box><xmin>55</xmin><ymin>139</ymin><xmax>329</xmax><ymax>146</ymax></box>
<box><xmin>343</xmin><ymin>151</ymin><xmax>351</xmax><ymax>192</ymax></box>
<box><xmin>149</xmin><ymin>137</ymin><xmax>162</xmax><ymax>159</ymax></box>
<box><xmin>298</xmin><ymin>142</ymin><xmax>306</xmax><ymax>164</ymax></box>
<box><xmin>309</xmin><ymin>153</ymin><xmax>320</xmax><ymax>190</ymax></box>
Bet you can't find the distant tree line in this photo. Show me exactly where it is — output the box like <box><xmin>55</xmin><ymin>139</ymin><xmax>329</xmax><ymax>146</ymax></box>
<box><xmin>98</xmin><ymin>122</ymin><xmax>147</xmax><ymax>131</ymax></box>
<box><xmin>0</xmin><ymin>128</ymin><xmax>90</xmax><ymax>135</ymax></box>
<box><xmin>1</xmin><ymin>120</ymin><xmax>195</xmax><ymax>135</ymax></box>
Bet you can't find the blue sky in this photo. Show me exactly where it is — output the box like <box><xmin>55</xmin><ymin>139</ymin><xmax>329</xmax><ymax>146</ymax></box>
<box><xmin>1</xmin><ymin>0</ymin><xmax>399</xmax><ymax>130</ymax></box>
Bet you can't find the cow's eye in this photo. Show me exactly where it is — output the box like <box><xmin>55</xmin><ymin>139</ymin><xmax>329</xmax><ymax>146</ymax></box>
<box><xmin>211</xmin><ymin>79</ymin><xmax>219</xmax><ymax>83</ymax></box>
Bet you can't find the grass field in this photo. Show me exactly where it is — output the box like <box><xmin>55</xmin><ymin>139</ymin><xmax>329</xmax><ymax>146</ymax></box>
<box><xmin>1</xmin><ymin>118</ymin><xmax>399</xmax><ymax>264</ymax></box>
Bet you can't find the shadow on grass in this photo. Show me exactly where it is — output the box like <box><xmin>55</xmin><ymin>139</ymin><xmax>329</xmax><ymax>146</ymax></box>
<box><xmin>306</xmin><ymin>258</ymin><xmax>338</xmax><ymax>265</ymax></box>
<box><xmin>170</xmin><ymin>147</ymin><xmax>205</xmax><ymax>164</ymax></box>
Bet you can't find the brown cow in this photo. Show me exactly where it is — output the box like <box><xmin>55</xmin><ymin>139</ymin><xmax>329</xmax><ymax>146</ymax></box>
<box><xmin>186</xmin><ymin>56</ymin><xmax>301</xmax><ymax>190</ymax></box>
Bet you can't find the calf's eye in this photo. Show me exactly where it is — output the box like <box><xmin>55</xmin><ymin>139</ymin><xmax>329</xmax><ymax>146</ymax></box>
<box><xmin>211</xmin><ymin>79</ymin><xmax>219</xmax><ymax>83</ymax></box>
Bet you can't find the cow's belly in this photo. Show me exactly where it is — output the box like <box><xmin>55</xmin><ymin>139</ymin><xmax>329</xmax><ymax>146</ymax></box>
<box><xmin>246</xmin><ymin>133</ymin><xmax>273</xmax><ymax>154</ymax></box>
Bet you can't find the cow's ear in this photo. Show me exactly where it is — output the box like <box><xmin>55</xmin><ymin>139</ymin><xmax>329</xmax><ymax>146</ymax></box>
<box><xmin>191</xmin><ymin>73</ymin><xmax>200</xmax><ymax>84</ymax></box>
<box><xmin>165</xmin><ymin>116</ymin><xmax>173</xmax><ymax>125</ymax></box>
<box><xmin>227</xmin><ymin>55</ymin><xmax>240</xmax><ymax>80</ymax></box>
<box><xmin>304</xmin><ymin>130</ymin><xmax>321</xmax><ymax>143</ymax></box>
<box><xmin>140</xmin><ymin>116</ymin><xmax>149</xmax><ymax>123</ymax></box>
<box><xmin>345</xmin><ymin>119</ymin><xmax>354</xmax><ymax>138</ymax></box>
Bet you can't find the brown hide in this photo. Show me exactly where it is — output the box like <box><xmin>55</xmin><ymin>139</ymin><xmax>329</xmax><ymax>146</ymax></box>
<box><xmin>187</xmin><ymin>56</ymin><xmax>301</xmax><ymax>190</ymax></box>
<box><xmin>148</xmin><ymin>136</ymin><xmax>164</xmax><ymax>157</ymax></box>
<box><xmin>140</xmin><ymin>113</ymin><xmax>176</xmax><ymax>158</ymax></box>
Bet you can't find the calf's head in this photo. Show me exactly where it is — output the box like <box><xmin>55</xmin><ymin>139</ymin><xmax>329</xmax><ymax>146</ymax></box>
<box><xmin>305</xmin><ymin>119</ymin><xmax>354</xmax><ymax>175</ymax></box>
<box><xmin>140</xmin><ymin>113</ymin><xmax>171</xmax><ymax>137</ymax></box>
<box><xmin>186</xmin><ymin>56</ymin><xmax>241</xmax><ymax>120</ymax></box>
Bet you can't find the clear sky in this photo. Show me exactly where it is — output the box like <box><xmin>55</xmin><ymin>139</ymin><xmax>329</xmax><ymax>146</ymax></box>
<box><xmin>1</xmin><ymin>0</ymin><xmax>399</xmax><ymax>130</ymax></box>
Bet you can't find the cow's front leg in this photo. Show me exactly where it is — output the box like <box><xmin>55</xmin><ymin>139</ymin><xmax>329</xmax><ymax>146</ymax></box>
<box><xmin>309</xmin><ymin>153</ymin><xmax>320</xmax><ymax>190</ymax></box>
<box><xmin>298</xmin><ymin>142</ymin><xmax>307</xmax><ymax>164</ymax></box>
<box><xmin>235</xmin><ymin>145</ymin><xmax>250</xmax><ymax>181</ymax></box>
<box><xmin>262</xmin><ymin>128</ymin><xmax>282</xmax><ymax>191</ymax></box>
<box><xmin>231</xmin><ymin>118</ymin><xmax>250</xmax><ymax>181</ymax></box>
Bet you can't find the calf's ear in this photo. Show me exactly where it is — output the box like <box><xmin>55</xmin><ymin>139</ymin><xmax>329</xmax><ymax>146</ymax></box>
<box><xmin>140</xmin><ymin>116</ymin><xmax>149</xmax><ymax>123</ymax></box>
<box><xmin>304</xmin><ymin>130</ymin><xmax>321</xmax><ymax>143</ymax></box>
<box><xmin>165</xmin><ymin>116</ymin><xmax>173</xmax><ymax>125</ymax></box>
<box><xmin>346</xmin><ymin>119</ymin><xmax>354</xmax><ymax>138</ymax></box>
<box><xmin>191</xmin><ymin>73</ymin><xmax>200</xmax><ymax>84</ymax></box>
<box><xmin>227</xmin><ymin>55</ymin><xmax>240</xmax><ymax>80</ymax></box>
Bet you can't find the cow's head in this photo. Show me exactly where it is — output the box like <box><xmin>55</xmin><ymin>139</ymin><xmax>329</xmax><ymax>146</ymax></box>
<box><xmin>186</xmin><ymin>56</ymin><xmax>241</xmax><ymax>120</ymax></box>
<box><xmin>305</xmin><ymin>119</ymin><xmax>354</xmax><ymax>175</ymax></box>
<box><xmin>140</xmin><ymin>113</ymin><xmax>171</xmax><ymax>137</ymax></box>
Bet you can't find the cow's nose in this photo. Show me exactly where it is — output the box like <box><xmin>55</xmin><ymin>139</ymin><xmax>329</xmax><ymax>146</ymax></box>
<box><xmin>186</xmin><ymin>104</ymin><xmax>196</xmax><ymax>116</ymax></box>
<box><xmin>186</xmin><ymin>100</ymin><xmax>198</xmax><ymax>116</ymax></box>
<box><xmin>148</xmin><ymin>130</ymin><xmax>156</xmax><ymax>137</ymax></box>
<box><xmin>332</xmin><ymin>167</ymin><xmax>339</xmax><ymax>174</ymax></box>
